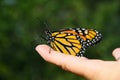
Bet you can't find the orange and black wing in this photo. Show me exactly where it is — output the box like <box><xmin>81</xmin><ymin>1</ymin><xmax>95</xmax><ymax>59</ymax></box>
<box><xmin>61</xmin><ymin>28</ymin><xmax>102</xmax><ymax>47</ymax></box>
<box><xmin>50</xmin><ymin>31</ymin><xmax>86</xmax><ymax>56</ymax></box>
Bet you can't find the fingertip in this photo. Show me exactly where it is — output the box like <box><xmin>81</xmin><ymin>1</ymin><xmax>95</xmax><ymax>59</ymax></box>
<box><xmin>35</xmin><ymin>44</ymin><xmax>50</xmax><ymax>51</ymax></box>
<box><xmin>112</xmin><ymin>48</ymin><xmax>120</xmax><ymax>56</ymax></box>
<box><xmin>112</xmin><ymin>48</ymin><xmax>120</xmax><ymax>61</ymax></box>
<box><xmin>35</xmin><ymin>44</ymin><xmax>47</xmax><ymax>50</ymax></box>
<box><xmin>35</xmin><ymin>45</ymin><xmax>41</xmax><ymax>51</ymax></box>
<box><xmin>35</xmin><ymin>44</ymin><xmax>51</xmax><ymax>57</ymax></box>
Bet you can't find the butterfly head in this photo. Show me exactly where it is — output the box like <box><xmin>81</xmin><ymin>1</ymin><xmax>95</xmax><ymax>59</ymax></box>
<box><xmin>44</xmin><ymin>30</ymin><xmax>54</xmax><ymax>43</ymax></box>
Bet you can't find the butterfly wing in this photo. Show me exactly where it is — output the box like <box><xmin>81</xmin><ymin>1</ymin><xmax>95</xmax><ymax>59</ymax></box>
<box><xmin>61</xmin><ymin>28</ymin><xmax>102</xmax><ymax>47</ymax></box>
<box><xmin>50</xmin><ymin>31</ymin><xmax>86</xmax><ymax>56</ymax></box>
<box><xmin>77</xmin><ymin>28</ymin><xmax>102</xmax><ymax>47</ymax></box>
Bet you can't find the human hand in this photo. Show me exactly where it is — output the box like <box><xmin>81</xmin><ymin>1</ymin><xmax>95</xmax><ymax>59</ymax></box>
<box><xmin>35</xmin><ymin>44</ymin><xmax>120</xmax><ymax>80</ymax></box>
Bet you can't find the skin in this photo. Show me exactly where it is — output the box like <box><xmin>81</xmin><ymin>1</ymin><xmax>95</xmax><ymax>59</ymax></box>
<box><xmin>35</xmin><ymin>44</ymin><xmax>120</xmax><ymax>80</ymax></box>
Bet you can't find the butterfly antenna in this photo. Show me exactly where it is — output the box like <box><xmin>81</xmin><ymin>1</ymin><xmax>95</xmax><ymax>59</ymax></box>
<box><xmin>43</xmin><ymin>22</ymin><xmax>52</xmax><ymax>34</ymax></box>
<box><xmin>41</xmin><ymin>35</ymin><xmax>47</xmax><ymax>40</ymax></box>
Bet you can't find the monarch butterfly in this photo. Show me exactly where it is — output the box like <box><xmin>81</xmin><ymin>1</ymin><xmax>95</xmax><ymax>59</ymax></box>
<box><xmin>45</xmin><ymin>28</ymin><xmax>102</xmax><ymax>56</ymax></box>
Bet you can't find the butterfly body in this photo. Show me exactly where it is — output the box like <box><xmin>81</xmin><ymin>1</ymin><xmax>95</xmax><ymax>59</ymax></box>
<box><xmin>45</xmin><ymin>28</ymin><xmax>102</xmax><ymax>57</ymax></box>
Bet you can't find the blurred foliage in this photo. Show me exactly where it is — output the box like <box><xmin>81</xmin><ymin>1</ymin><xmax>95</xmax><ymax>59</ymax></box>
<box><xmin>0</xmin><ymin>0</ymin><xmax>120</xmax><ymax>80</ymax></box>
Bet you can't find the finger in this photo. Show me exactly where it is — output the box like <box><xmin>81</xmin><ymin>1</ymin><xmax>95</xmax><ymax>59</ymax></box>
<box><xmin>112</xmin><ymin>48</ymin><xmax>120</xmax><ymax>61</ymax></box>
<box><xmin>35</xmin><ymin>45</ymin><xmax>90</xmax><ymax>73</ymax></box>
<box><xmin>35</xmin><ymin>44</ymin><xmax>102</xmax><ymax>79</ymax></box>
<box><xmin>35</xmin><ymin>44</ymin><xmax>88</xmax><ymax>66</ymax></box>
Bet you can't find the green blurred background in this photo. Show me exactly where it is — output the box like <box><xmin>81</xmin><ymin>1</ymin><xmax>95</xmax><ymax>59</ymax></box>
<box><xmin>0</xmin><ymin>0</ymin><xmax>120</xmax><ymax>80</ymax></box>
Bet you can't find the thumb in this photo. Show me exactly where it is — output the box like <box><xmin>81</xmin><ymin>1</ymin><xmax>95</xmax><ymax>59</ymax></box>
<box><xmin>112</xmin><ymin>48</ymin><xmax>120</xmax><ymax>61</ymax></box>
